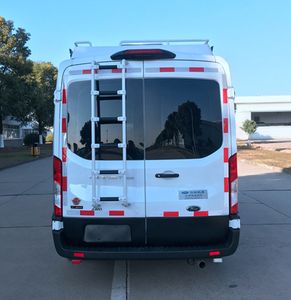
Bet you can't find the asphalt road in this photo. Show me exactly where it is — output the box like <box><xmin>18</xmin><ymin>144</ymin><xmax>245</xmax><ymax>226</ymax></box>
<box><xmin>0</xmin><ymin>157</ymin><xmax>291</xmax><ymax>300</ymax></box>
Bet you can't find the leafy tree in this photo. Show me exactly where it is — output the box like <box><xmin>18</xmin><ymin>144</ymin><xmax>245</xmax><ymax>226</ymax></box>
<box><xmin>29</xmin><ymin>62</ymin><xmax>57</xmax><ymax>144</ymax></box>
<box><xmin>23</xmin><ymin>132</ymin><xmax>38</xmax><ymax>146</ymax></box>
<box><xmin>241</xmin><ymin>119</ymin><xmax>257</xmax><ymax>146</ymax></box>
<box><xmin>0</xmin><ymin>16</ymin><xmax>32</xmax><ymax>147</ymax></box>
<box><xmin>176</xmin><ymin>101</ymin><xmax>201</xmax><ymax>152</ymax></box>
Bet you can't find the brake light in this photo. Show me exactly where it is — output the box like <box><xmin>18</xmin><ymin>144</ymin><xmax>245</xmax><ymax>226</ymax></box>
<box><xmin>209</xmin><ymin>251</ymin><xmax>221</xmax><ymax>257</ymax></box>
<box><xmin>111</xmin><ymin>49</ymin><xmax>176</xmax><ymax>60</ymax></box>
<box><xmin>229</xmin><ymin>153</ymin><xmax>238</xmax><ymax>215</ymax></box>
<box><xmin>53</xmin><ymin>156</ymin><xmax>63</xmax><ymax>217</ymax></box>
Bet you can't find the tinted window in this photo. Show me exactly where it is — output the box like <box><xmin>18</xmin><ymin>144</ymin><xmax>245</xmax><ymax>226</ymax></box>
<box><xmin>144</xmin><ymin>79</ymin><xmax>222</xmax><ymax>159</ymax></box>
<box><xmin>67</xmin><ymin>79</ymin><xmax>144</xmax><ymax>160</ymax></box>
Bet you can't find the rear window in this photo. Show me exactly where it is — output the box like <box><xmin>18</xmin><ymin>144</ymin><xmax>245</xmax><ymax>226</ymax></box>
<box><xmin>144</xmin><ymin>78</ymin><xmax>222</xmax><ymax>159</ymax></box>
<box><xmin>67</xmin><ymin>79</ymin><xmax>144</xmax><ymax>160</ymax></box>
<box><xmin>67</xmin><ymin>78</ymin><xmax>222</xmax><ymax>160</ymax></box>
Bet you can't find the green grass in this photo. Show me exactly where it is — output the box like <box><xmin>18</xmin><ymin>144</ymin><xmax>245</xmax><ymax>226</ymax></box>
<box><xmin>0</xmin><ymin>144</ymin><xmax>52</xmax><ymax>170</ymax></box>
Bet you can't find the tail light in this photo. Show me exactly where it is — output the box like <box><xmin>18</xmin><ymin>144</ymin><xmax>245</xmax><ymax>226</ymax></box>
<box><xmin>229</xmin><ymin>153</ymin><xmax>238</xmax><ymax>214</ymax></box>
<box><xmin>53</xmin><ymin>156</ymin><xmax>63</xmax><ymax>217</ymax></box>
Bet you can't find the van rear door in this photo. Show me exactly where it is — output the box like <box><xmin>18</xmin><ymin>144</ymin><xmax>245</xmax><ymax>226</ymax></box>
<box><xmin>63</xmin><ymin>62</ymin><xmax>146</xmax><ymax>245</ymax></box>
<box><xmin>143</xmin><ymin>61</ymin><xmax>229</xmax><ymax>245</ymax></box>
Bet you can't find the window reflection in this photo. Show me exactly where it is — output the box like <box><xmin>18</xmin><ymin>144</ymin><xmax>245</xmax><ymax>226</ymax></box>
<box><xmin>145</xmin><ymin>78</ymin><xmax>222</xmax><ymax>159</ymax></box>
<box><xmin>67</xmin><ymin>79</ymin><xmax>144</xmax><ymax>160</ymax></box>
<box><xmin>67</xmin><ymin>78</ymin><xmax>222</xmax><ymax>161</ymax></box>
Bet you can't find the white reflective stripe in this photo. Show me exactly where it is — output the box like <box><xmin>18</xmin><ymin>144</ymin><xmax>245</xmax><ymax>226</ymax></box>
<box><xmin>69</xmin><ymin>68</ymin><xmax>142</xmax><ymax>76</ymax></box>
<box><xmin>229</xmin><ymin>219</ymin><xmax>240</xmax><ymax>229</ymax></box>
<box><xmin>52</xmin><ymin>220</ymin><xmax>64</xmax><ymax>230</ymax></box>
<box><xmin>224</xmin><ymin>193</ymin><xmax>229</xmax><ymax>207</ymax></box>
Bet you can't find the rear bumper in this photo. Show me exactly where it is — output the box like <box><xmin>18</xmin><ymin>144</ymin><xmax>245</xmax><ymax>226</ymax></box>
<box><xmin>52</xmin><ymin>216</ymin><xmax>240</xmax><ymax>260</ymax></box>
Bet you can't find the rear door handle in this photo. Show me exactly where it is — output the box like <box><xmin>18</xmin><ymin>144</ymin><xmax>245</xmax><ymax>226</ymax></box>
<box><xmin>155</xmin><ymin>173</ymin><xmax>179</xmax><ymax>178</ymax></box>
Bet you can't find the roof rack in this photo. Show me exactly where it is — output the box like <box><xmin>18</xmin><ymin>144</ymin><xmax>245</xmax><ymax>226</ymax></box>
<box><xmin>74</xmin><ymin>41</ymin><xmax>92</xmax><ymax>47</ymax></box>
<box><xmin>119</xmin><ymin>39</ymin><xmax>209</xmax><ymax>46</ymax></box>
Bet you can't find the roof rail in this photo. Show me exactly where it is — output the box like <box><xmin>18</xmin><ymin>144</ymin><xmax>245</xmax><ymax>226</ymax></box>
<box><xmin>119</xmin><ymin>39</ymin><xmax>209</xmax><ymax>46</ymax></box>
<box><xmin>74</xmin><ymin>41</ymin><xmax>92</xmax><ymax>47</ymax></box>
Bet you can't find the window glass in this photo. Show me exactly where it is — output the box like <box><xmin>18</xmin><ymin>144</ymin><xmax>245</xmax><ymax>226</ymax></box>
<box><xmin>144</xmin><ymin>78</ymin><xmax>222</xmax><ymax>159</ymax></box>
<box><xmin>67</xmin><ymin>78</ymin><xmax>222</xmax><ymax>161</ymax></box>
<box><xmin>67</xmin><ymin>79</ymin><xmax>144</xmax><ymax>160</ymax></box>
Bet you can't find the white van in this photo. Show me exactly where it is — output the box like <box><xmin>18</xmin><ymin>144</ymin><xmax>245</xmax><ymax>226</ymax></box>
<box><xmin>52</xmin><ymin>39</ymin><xmax>240</xmax><ymax>260</ymax></box>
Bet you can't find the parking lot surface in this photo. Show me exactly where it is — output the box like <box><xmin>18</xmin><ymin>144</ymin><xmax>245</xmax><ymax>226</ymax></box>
<box><xmin>0</xmin><ymin>157</ymin><xmax>290</xmax><ymax>300</ymax></box>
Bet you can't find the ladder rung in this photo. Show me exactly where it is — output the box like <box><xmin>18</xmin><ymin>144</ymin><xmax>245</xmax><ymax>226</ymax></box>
<box><xmin>98</xmin><ymin>65</ymin><xmax>119</xmax><ymax>70</ymax></box>
<box><xmin>99</xmin><ymin>91</ymin><xmax>119</xmax><ymax>96</ymax></box>
<box><xmin>99</xmin><ymin>143</ymin><xmax>119</xmax><ymax>149</ymax></box>
<box><xmin>99</xmin><ymin>170</ymin><xmax>119</xmax><ymax>174</ymax></box>
<box><xmin>98</xmin><ymin>95</ymin><xmax>122</xmax><ymax>101</ymax></box>
<box><xmin>98</xmin><ymin>117</ymin><xmax>121</xmax><ymax>124</ymax></box>
<box><xmin>100</xmin><ymin>197</ymin><xmax>119</xmax><ymax>201</ymax></box>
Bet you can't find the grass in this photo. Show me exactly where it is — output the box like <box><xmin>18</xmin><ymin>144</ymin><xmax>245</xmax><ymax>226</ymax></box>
<box><xmin>238</xmin><ymin>145</ymin><xmax>291</xmax><ymax>173</ymax></box>
<box><xmin>0</xmin><ymin>144</ymin><xmax>52</xmax><ymax>170</ymax></box>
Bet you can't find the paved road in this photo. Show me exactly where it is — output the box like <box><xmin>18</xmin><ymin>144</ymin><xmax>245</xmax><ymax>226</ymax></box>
<box><xmin>0</xmin><ymin>157</ymin><xmax>291</xmax><ymax>300</ymax></box>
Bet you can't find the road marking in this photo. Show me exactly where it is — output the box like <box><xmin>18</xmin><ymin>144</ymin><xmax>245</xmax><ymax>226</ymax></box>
<box><xmin>111</xmin><ymin>260</ymin><xmax>128</xmax><ymax>300</ymax></box>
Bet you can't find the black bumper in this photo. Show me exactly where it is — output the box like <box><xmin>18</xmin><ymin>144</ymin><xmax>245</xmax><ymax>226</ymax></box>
<box><xmin>52</xmin><ymin>216</ymin><xmax>240</xmax><ymax>260</ymax></box>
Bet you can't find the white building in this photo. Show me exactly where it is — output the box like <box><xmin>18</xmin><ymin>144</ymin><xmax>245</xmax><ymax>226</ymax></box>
<box><xmin>235</xmin><ymin>95</ymin><xmax>291</xmax><ymax>140</ymax></box>
<box><xmin>2</xmin><ymin>117</ymin><xmax>36</xmax><ymax>147</ymax></box>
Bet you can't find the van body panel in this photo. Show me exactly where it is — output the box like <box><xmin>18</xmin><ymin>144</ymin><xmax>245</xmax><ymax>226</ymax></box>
<box><xmin>63</xmin><ymin>62</ymin><xmax>146</xmax><ymax>219</ymax></box>
<box><xmin>143</xmin><ymin>61</ymin><xmax>228</xmax><ymax>220</ymax></box>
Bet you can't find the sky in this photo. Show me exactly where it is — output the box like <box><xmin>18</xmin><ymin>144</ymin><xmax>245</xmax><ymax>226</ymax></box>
<box><xmin>1</xmin><ymin>0</ymin><xmax>291</xmax><ymax>96</ymax></box>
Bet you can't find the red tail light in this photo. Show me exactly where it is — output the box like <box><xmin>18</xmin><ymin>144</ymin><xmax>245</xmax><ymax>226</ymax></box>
<box><xmin>209</xmin><ymin>251</ymin><xmax>221</xmax><ymax>257</ymax></box>
<box><xmin>53</xmin><ymin>156</ymin><xmax>63</xmax><ymax>217</ymax></box>
<box><xmin>111</xmin><ymin>49</ymin><xmax>176</xmax><ymax>60</ymax></box>
<box><xmin>229</xmin><ymin>153</ymin><xmax>238</xmax><ymax>215</ymax></box>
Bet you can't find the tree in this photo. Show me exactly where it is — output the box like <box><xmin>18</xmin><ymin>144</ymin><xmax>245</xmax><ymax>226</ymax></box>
<box><xmin>241</xmin><ymin>119</ymin><xmax>257</xmax><ymax>147</ymax></box>
<box><xmin>0</xmin><ymin>16</ymin><xmax>32</xmax><ymax>147</ymax></box>
<box><xmin>29</xmin><ymin>62</ymin><xmax>57</xmax><ymax>144</ymax></box>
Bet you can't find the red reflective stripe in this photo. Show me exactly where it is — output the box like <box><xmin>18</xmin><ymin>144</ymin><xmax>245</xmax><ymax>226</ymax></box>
<box><xmin>109</xmin><ymin>210</ymin><xmax>124</xmax><ymax>216</ymax></box>
<box><xmin>223</xmin><ymin>88</ymin><xmax>228</xmax><ymax>104</ymax></box>
<box><xmin>62</xmin><ymin>176</ymin><xmax>67</xmax><ymax>192</ymax></box>
<box><xmin>209</xmin><ymin>251</ymin><xmax>220</xmax><ymax>257</ymax></box>
<box><xmin>112</xmin><ymin>69</ymin><xmax>122</xmax><ymax>73</ymax></box>
<box><xmin>224</xmin><ymin>177</ymin><xmax>229</xmax><ymax>192</ymax></box>
<box><xmin>224</xmin><ymin>148</ymin><xmax>229</xmax><ymax>163</ymax></box>
<box><xmin>62</xmin><ymin>88</ymin><xmax>67</xmax><ymax>104</ymax></box>
<box><xmin>73</xmin><ymin>252</ymin><xmax>85</xmax><ymax>258</ymax></box>
<box><xmin>189</xmin><ymin>67</ymin><xmax>204</xmax><ymax>72</ymax></box>
<box><xmin>62</xmin><ymin>118</ymin><xmax>67</xmax><ymax>133</ymax></box>
<box><xmin>80</xmin><ymin>210</ymin><xmax>94</xmax><ymax>216</ymax></box>
<box><xmin>163</xmin><ymin>211</ymin><xmax>179</xmax><ymax>217</ymax></box>
<box><xmin>224</xmin><ymin>118</ymin><xmax>228</xmax><ymax>133</ymax></box>
<box><xmin>62</xmin><ymin>147</ymin><xmax>67</xmax><ymax>162</ymax></box>
<box><xmin>82</xmin><ymin>69</ymin><xmax>98</xmax><ymax>74</ymax></box>
<box><xmin>160</xmin><ymin>67</ymin><xmax>175</xmax><ymax>72</ymax></box>
<box><xmin>194</xmin><ymin>211</ymin><xmax>208</xmax><ymax>217</ymax></box>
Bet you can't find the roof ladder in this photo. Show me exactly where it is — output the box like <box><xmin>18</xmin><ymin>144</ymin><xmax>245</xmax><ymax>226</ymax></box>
<box><xmin>90</xmin><ymin>60</ymin><xmax>128</xmax><ymax>209</ymax></box>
